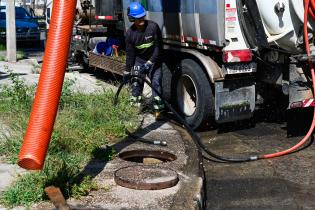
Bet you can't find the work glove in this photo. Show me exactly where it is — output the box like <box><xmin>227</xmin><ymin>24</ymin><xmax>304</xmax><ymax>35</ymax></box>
<box><xmin>122</xmin><ymin>71</ymin><xmax>131</xmax><ymax>84</ymax></box>
<box><xmin>139</xmin><ymin>61</ymin><xmax>153</xmax><ymax>74</ymax></box>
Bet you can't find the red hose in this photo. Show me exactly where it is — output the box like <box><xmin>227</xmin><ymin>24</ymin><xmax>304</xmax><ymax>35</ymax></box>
<box><xmin>17</xmin><ymin>0</ymin><xmax>77</xmax><ymax>170</ymax></box>
<box><xmin>261</xmin><ymin>0</ymin><xmax>315</xmax><ymax>159</ymax></box>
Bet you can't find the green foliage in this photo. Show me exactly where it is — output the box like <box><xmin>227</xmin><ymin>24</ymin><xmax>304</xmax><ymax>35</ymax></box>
<box><xmin>0</xmin><ymin>71</ymin><xmax>138</xmax><ymax>207</ymax></box>
<box><xmin>1</xmin><ymin>172</ymin><xmax>45</xmax><ymax>207</ymax></box>
<box><xmin>16</xmin><ymin>51</ymin><xmax>26</xmax><ymax>60</ymax></box>
<box><xmin>0</xmin><ymin>44</ymin><xmax>5</xmax><ymax>51</ymax></box>
<box><xmin>92</xmin><ymin>146</ymin><xmax>116</xmax><ymax>161</ymax></box>
<box><xmin>71</xmin><ymin>176</ymin><xmax>98</xmax><ymax>198</ymax></box>
<box><xmin>0</xmin><ymin>136</ymin><xmax>22</xmax><ymax>163</ymax></box>
<box><xmin>31</xmin><ymin>63</ymin><xmax>41</xmax><ymax>74</ymax></box>
<box><xmin>0</xmin><ymin>66</ymin><xmax>34</xmax><ymax>111</ymax></box>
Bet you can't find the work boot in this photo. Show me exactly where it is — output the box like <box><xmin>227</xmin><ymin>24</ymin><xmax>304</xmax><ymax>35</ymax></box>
<box><xmin>154</xmin><ymin>110</ymin><xmax>165</xmax><ymax>121</ymax></box>
<box><xmin>153</xmin><ymin>96</ymin><xmax>165</xmax><ymax>121</ymax></box>
<box><xmin>129</xmin><ymin>96</ymin><xmax>143</xmax><ymax>113</ymax></box>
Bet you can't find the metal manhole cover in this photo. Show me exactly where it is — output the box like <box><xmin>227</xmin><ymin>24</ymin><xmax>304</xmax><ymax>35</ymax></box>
<box><xmin>114</xmin><ymin>165</ymin><xmax>179</xmax><ymax>190</ymax></box>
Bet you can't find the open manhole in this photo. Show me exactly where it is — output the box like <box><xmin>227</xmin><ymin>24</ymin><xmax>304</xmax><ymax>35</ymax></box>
<box><xmin>118</xmin><ymin>150</ymin><xmax>177</xmax><ymax>164</ymax></box>
<box><xmin>114</xmin><ymin>165</ymin><xmax>179</xmax><ymax>190</ymax></box>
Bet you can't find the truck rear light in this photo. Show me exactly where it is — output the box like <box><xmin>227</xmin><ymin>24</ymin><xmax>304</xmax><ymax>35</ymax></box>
<box><xmin>74</xmin><ymin>35</ymin><xmax>81</xmax><ymax>40</ymax></box>
<box><xmin>95</xmin><ymin>16</ymin><xmax>114</xmax><ymax>20</ymax></box>
<box><xmin>223</xmin><ymin>49</ymin><xmax>252</xmax><ymax>63</ymax></box>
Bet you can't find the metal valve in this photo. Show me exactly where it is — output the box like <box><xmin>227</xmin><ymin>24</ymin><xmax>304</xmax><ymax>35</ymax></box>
<box><xmin>275</xmin><ymin>1</ymin><xmax>285</xmax><ymax>15</ymax></box>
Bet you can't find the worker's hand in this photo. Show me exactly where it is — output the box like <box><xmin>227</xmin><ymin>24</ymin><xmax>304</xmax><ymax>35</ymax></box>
<box><xmin>140</xmin><ymin>61</ymin><xmax>153</xmax><ymax>74</ymax></box>
<box><xmin>122</xmin><ymin>71</ymin><xmax>131</xmax><ymax>84</ymax></box>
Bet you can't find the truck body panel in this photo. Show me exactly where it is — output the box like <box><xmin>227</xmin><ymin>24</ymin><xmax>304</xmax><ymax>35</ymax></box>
<box><xmin>95</xmin><ymin>0</ymin><xmax>122</xmax><ymax>20</ymax></box>
<box><xmin>122</xmin><ymin>0</ymin><xmax>225</xmax><ymax>46</ymax></box>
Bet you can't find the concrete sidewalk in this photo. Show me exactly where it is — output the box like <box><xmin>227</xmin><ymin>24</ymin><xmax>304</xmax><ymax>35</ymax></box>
<box><xmin>0</xmin><ymin>60</ymin><xmax>116</xmax><ymax>93</ymax></box>
<box><xmin>33</xmin><ymin>114</ymin><xmax>204</xmax><ymax>210</ymax></box>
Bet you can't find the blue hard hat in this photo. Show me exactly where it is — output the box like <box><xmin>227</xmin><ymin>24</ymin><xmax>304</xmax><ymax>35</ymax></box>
<box><xmin>128</xmin><ymin>2</ymin><xmax>146</xmax><ymax>18</ymax></box>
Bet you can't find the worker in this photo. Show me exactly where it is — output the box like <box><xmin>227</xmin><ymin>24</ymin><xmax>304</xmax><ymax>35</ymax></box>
<box><xmin>123</xmin><ymin>2</ymin><xmax>164</xmax><ymax>120</ymax></box>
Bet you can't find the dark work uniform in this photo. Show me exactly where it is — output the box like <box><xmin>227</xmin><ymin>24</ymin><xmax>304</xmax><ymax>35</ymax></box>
<box><xmin>125</xmin><ymin>20</ymin><xmax>163</xmax><ymax>104</ymax></box>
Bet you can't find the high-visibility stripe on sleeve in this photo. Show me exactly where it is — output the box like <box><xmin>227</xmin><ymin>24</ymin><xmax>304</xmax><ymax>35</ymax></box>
<box><xmin>135</xmin><ymin>41</ymin><xmax>154</xmax><ymax>49</ymax></box>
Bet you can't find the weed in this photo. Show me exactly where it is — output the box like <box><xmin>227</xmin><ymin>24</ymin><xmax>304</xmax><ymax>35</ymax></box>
<box><xmin>1</xmin><ymin>172</ymin><xmax>45</xmax><ymax>207</ymax></box>
<box><xmin>99</xmin><ymin>184</ymin><xmax>111</xmax><ymax>192</ymax></box>
<box><xmin>0</xmin><ymin>136</ymin><xmax>22</xmax><ymax>163</ymax></box>
<box><xmin>0</xmin><ymin>46</ymin><xmax>25</xmax><ymax>60</ymax></box>
<box><xmin>92</xmin><ymin>146</ymin><xmax>116</xmax><ymax>161</ymax></box>
<box><xmin>59</xmin><ymin>78</ymin><xmax>77</xmax><ymax>109</ymax></box>
<box><xmin>71</xmin><ymin>176</ymin><xmax>98</xmax><ymax>198</ymax></box>
<box><xmin>16</xmin><ymin>51</ymin><xmax>26</xmax><ymax>60</ymax></box>
<box><xmin>0</xmin><ymin>44</ymin><xmax>5</xmax><ymax>51</ymax></box>
<box><xmin>0</xmin><ymin>66</ymin><xmax>34</xmax><ymax>110</ymax></box>
<box><xmin>0</xmin><ymin>70</ymin><xmax>138</xmax><ymax>207</ymax></box>
<box><xmin>31</xmin><ymin>63</ymin><xmax>41</xmax><ymax>74</ymax></box>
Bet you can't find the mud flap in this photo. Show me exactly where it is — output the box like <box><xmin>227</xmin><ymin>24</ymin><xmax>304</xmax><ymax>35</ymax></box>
<box><xmin>289</xmin><ymin>63</ymin><xmax>313</xmax><ymax>108</ymax></box>
<box><xmin>215</xmin><ymin>79</ymin><xmax>255</xmax><ymax>123</ymax></box>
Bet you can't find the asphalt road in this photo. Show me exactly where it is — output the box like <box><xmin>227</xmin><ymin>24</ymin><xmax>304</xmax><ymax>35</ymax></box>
<box><xmin>201</xmin><ymin>108</ymin><xmax>315</xmax><ymax>210</ymax></box>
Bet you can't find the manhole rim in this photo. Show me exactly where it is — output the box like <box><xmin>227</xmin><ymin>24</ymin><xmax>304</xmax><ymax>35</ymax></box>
<box><xmin>118</xmin><ymin>149</ymin><xmax>177</xmax><ymax>162</ymax></box>
<box><xmin>114</xmin><ymin>165</ymin><xmax>179</xmax><ymax>190</ymax></box>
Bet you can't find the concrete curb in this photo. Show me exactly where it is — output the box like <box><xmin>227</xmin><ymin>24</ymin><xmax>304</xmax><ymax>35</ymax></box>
<box><xmin>170</xmin><ymin>124</ymin><xmax>205</xmax><ymax>210</ymax></box>
<box><xmin>62</xmin><ymin>114</ymin><xmax>204</xmax><ymax>210</ymax></box>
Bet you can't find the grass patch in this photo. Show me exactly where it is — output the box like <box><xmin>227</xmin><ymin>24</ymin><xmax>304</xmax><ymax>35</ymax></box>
<box><xmin>71</xmin><ymin>176</ymin><xmax>98</xmax><ymax>198</ymax></box>
<box><xmin>31</xmin><ymin>63</ymin><xmax>42</xmax><ymax>74</ymax></box>
<box><xmin>0</xmin><ymin>69</ymin><xmax>138</xmax><ymax>207</ymax></box>
<box><xmin>16</xmin><ymin>51</ymin><xmax>26</xmax><ymax>60</ymax></box>
<box><xmin>0</xmin><ymin>45</ymin><xmax>26</xmax><ymax>61</ymax></box>
<box><xmin>0</xmin><ymin>43</ymin><xmax>5</xmax><ymax>51</ymax></box>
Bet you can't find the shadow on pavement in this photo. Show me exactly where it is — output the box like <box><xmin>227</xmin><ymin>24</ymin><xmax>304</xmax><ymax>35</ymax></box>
<box><xmin>203</xmin><ymin>104</ymin><xmax>313</xmax><ymax>138</ymax></box>
<box><xmin>0</xmin><ymin>72</ymin><xmax>27</xmax><ymax>80</ymax></box>
<box><xmin>79</xmin><ymin>67</ymin><xmax>122</xmax><ymax>87</ymax></box>
<box><xmin>0</xmin><ymin>71</ymin><xmax>8</xmax><ymax>80</ymax></box>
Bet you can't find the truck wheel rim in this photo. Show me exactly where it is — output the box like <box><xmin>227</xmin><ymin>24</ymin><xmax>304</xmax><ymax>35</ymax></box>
<box><xmin>176</xmin><ymin>74</ymin><xmax>198</xmax><ymax>116</ymax></box>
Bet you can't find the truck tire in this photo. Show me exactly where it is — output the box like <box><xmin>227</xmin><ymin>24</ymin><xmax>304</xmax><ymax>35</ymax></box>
<box><xmin>161</xmin><ymin>62</ymin><xmax>174</xmax><ymax>103</ymax></box>
<box><xmin>173</xmin><ymin>59</ymin><xmax>214</xmax><ymax>129</ymax></box>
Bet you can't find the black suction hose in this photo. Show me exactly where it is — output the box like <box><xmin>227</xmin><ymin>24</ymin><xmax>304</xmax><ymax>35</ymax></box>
<box><xmin>114</xmin><ymin>76</ymin><xmax>260</xmax><ymax>163</ymax></box>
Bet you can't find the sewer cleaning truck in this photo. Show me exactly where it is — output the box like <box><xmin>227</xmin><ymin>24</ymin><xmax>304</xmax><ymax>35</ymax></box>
<box><xmin>69</xmin><ymin>0</ymin><xmax>315</xmax><ymax>129</ymax></box>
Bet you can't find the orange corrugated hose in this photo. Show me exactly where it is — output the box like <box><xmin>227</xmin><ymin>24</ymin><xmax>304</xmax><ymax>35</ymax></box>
<box><xmin>18</xmin><ymin>0</ymin><xmax>77</xmax><ymax>170</ymax></box>
<box><xmin>261</xmin><ymin>0</ymin><xmax>315</xmax><ymax>159</ymax></box>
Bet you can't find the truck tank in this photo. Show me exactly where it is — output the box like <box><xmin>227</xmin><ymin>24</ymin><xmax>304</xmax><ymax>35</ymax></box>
<box><xmin>121</xmin><ymin>0</ymin><xmax>315</xmax><ymax>53</ymax></box>
<box><xmin>74</xmin><ymin>0</ymin><xmax>315</xmax><ymax>129</ymax></box>
<box><xmin>256</xmin><ymin>0</ymin><xmax>315</xmax><ymax>53</ymax></box>
<box><xmin>122</xmin><ymin>0</ymin><xmax>225</xmax><ymax>47</ymax></box>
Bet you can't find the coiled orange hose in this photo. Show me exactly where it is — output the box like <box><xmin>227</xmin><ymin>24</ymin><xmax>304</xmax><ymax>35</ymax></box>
<box><xmin>18</xmin><ymin>0</ymin><xmax>77</xmax><ymax>170</ymax></box>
